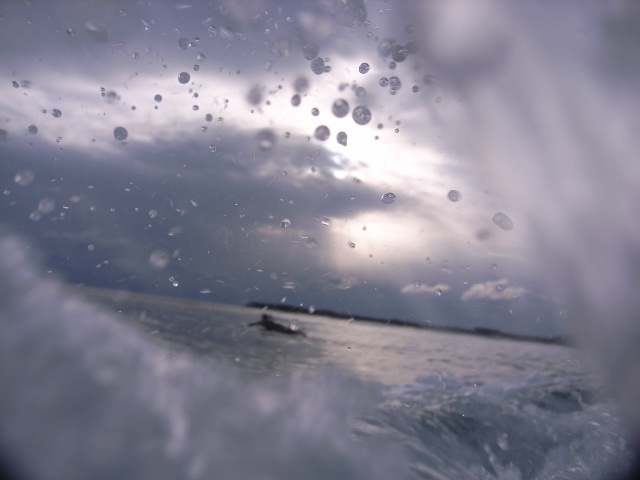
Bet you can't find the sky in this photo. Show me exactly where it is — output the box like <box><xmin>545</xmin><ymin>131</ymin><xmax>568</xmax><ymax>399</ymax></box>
<box><xmin>3</xmin><ymin>0</ymin><xmax>627</xmax><ymax>339</ymax></box>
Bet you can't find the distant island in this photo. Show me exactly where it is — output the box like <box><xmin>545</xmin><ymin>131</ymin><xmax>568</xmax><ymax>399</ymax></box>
<box><xmin>246</xmin><ymin>302</ymin><xmax>570</xmax><ymax>346</ymax></box>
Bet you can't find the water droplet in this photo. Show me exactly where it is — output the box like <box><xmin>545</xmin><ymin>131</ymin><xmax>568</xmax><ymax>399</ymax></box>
<box><xmin>149</xmin><ymin>249</ymin><xmax>170</xmax><ymax>269</ymax></box>
<box><xmin>358</xmin><ymin>62</ymin><xmax>370</xmax><ymax>74</ymax></box>
<box><xmin>447</xmin><ymin>190</ymin><xmax>461</xmax><ymax>202</ymax></box>
<box><xmin>405</xmin><ymin>24</ymin><xmax>415</xmax><ymax>34</ymax></box>
<box><xmin>291</xmin><ymin>94</ymin><xmax>301</xmax><ymax>106</ymax></box>
<box><xmin>388</xmin><ymin>61</ymin><xmax>396</xmax><ymax>70</ymax></box>
<box><xmin>178</xmin><ymin>37</ymin><xmax>190</xmax><ymax>49</ymax></box>
<box><xmin>113</xmin><ymin>126</ymin><xmax>128</xmax><ymax>141</ymax></box>
<box><xmin>12</xmin><ymin>81</ymin><xmax>19</xmax><ymax>88</ymax></box>
<box><xmin>331</xmin><ymin>99</ymin><xmax>349</xmax><ymax>118</ymax></box>
<box><xmin>148</xmin><ymin>209</ymin><xmax>158</xmax><ymax>218</ymax></box>
<box><xmin>497</xmin><ymin>432</ymin><xmax>509</xmax><ymax>451</ymax></box>
<box><xmin>37</xmin><ymin>197</ymin><xmax>55</xmax><ymax>214</ymax></box>
<box><xmin>314</xmin><ymin>125</ymin><xmax>330</xmax><ymax>141</ymax></box>
<box><xmin>178</xmin><ymin>72</ymin><xmax>191</xmax><ymax>84</ymax></box>
<box><xmin>193</xmin><ymin>64</ymin><xmax>200</xmax><ymax>71</ymax></box>
<box><xmin>377</xmin><ymin>38</ymin><xmax>396</xmax><ymax>57</ymax></box>
<box><xmin>493</xmin><ymin>212</ymin><xmax>514</xmax><ymax>231</ymax></box>
<box><xmin>348</xmin><ymin>242</ymin><xmax>356</xmax><ymax>249</ymax></box>
<box><xmin>354</xmin><ymin>87</ymin><xmax>366</xmax><ymax>98</ymax></box>
<box><xmin>310</xmin><ymin>57</ymin><xmax>324</xmax><ymax>75</ymax></box>
<box><xmin>27</xmin><ymin>125</ymin><xmax>38</xmax><ymax>135</ymax></box>
<box><xmin>379</xmin><ymin>77</ymin><xmax>389</xmax><ymax>87</ymax></box>
<box><xmin>280</xmin><ymin>218</ymin><xmax>291</xmax><ymax>228</ymax></box>
<box><xmin>14</xmin><ymin>170</ymin><xmax>34</xmax><ymax>187</ymax></box>
<box><xmin>391</xmin><ymin>45</ymin><xmax>409</xmax><ymax>63</ymax></box>
<box><xmin>491</xmin><ymin>263</ymin><xmax>498</xmax><ymax>270</ymax></box>
<box><xmin>337</xmin><ymin>131</ymin><xmax>348</xmax><ymax>146</ymax></box>
<box><xmin>311</xmin><ymin>107</ymin><xmax>319</xmax><ymax>116</ymax></box>
<box><xmin>435</xmin><ymin>288</ymin><xmax>443</xmax><ymax>296</ymax></box>
<box><xmin>412</xmin><ymin>85</ymin><xmax>420</xmax><ymax>93</ymax></box>
<box><xmin>303</xmin><ymin>44</ymin><xmax>319</xmax><ymax>60</ymax></box>
<box><xmin>66</xmin><ymin>28</ymin><xmax>76</xmax><ymax>36</ymax></box>
<box><xmin>381</xmin><ymin>192</ymin><xmax>396</xmax><ymax>204</ymax></box>
<box><xmin>352</xmin><ymin>106</ymin><xmax>371</xmax><ymax>125</ymax></box>
<box><xmin>256</xmin><ymin>129</ymin><xmax>276</xmax><ymax>150</ymax></box>
<box><xmin>209</xmin><ymin>145</ymin><xmax>216</xmax><ymax>152</ymax></box>
<box><xmin>294</xmin><ymin>77</ymin><xmax>309</xmax><ymax>93</ymax></box>
<box><xmin>205</xmin><ymin>114</ymin><xmax>213</xmax><ymax>122</ymax></box>
<box><xmin>51</xmin><ymin>109</ymin><xmax>62</xmax><ymax>118</ymax></box>
<box><xmin>389</xmin><ymin>76</ymin><xmax>401</xmax><ymax>91</ymax></box>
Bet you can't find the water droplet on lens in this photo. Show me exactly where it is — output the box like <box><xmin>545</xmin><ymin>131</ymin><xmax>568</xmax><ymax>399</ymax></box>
<box><xmin>447</xmin><ymin>190</ymin><xmax>461</xmax><ymax>202</ymax></box>
<box><xmin>178</xmin><ymin>72</ymin><xmax>191</xmax><ymax>84</ymax></box>
<box><xmin>381</xmin><ymin>192</ymin><xmax>396</xmax><ymax>204</ymax></box>
<box><xmin>348</xmin><ymin>242</ymin><xmax>356</xmax><ymax>249</ymax></box>
<box><xmin>358</xmin><ymin>62</ymin><xmax>370</xmax><ymax>74</ymax></box>
<box><xmin>337</xmin><ymin>131</ymin><xmax>348</xmax><ymax>146</ymax></box>
<box><xmin>314</xmin><ymin>125</ymin><xmax>330</xmax><ymax>141</ymax></box>
<box><xmin>310</xmin><ymin>57</ymin><xmax>324</xmax><ymax>75</ymax></box>
<box><xmin>405</xmin><ymin>24</ymin><xmax>415</xmax><ymax>34</ymax></box>
<box><xmin>149</xmin><ymin>249</ymin><xmax>170</xmax><ymax>269</ymax></box>
<box><xmin>14</xmin><ymin>170</ymin><xmax>34</xmax><ymax>187</ymax></box>
<box><xmin>113</xmin><ymin>126</ymin><xmax>128</xmax><ymax>141</ymax></box>
<box><xmin>377</xmin><ymin>38</ymin><xmax>396</xmax><ymax>57</ymax></box>
<box><xmin>412</xmin><ymin>85</ymin><xmax>420</xmax><ymax>93</ymax></box>
<box><xmin>332</xmin><ymin>99</ymin><xmax>349</xmax><ymax>118</ymax></box>
<box><xmin>389</xmin><ymin>76</ymin><xmax>401</xmax><ymax>91</ymax></box>
<box><xmin>352</xmin><ymin>106</ymin><xmax>371</xmax><ymax>125</ymax></box>
<box><xmin>280</xmin><ymin>218</ymin><xmax>291</xmax><ymax>228</ymax></box>
<box><xmin>303</xmin><ymin>44</ymin><xmax>319</xmax><ymax>60</ymax></box>
<box><xmin>34</xmin><ymin>197</ymin><xmax>55</xmax><ymax>216</ymax></box>
<box><xmin>178</xmin><ymin>37</ymin><xmax>190</xmax><ymax>49</ymax></box>
<box><xmin>379</xmin><ymin>77</ymin><xmax>389</xmax><ymax>87</ymax></box>
<box><xmin>148</xmin><ymin>209</ymin><xmax>158</xmax><ymax>218</ymax></box>
<box><xmin>27</xmin><ymin>125</ymin><xmax>38</xmax><ymax>135</ymax></box>
<box><xmin>291</xmin><ymin>94</ymin><xmax>301</xmax><ymax>106</ymax></box>
<box><xmin>256</xmin><ymin>129</ymin><xmax>276</xmax><ymax>150</ymax></box>
<box><xmin>12</xmin><ymin>81</ymin><xmax>19</xmax><ymax>88</ymax></box>
<box><xmin>311</xmin><ymin>107</ymin><xmax>319</xmax><ymax>116</ymax></box>
<box><xmin>493</xmin><ymin>212</ymin><xmax>514</xmax><ymax>230</ymax></box>
<box><xmin>355</xmin><ymin>86</ymin><xmax>366</xmax><ymax>98</ymax></box>
<box><xmin>435</xmin><ymin>288</ymin><xmax>443</xmax><ymax>296</ymax></box>
<box><xmin>209</xmin><ymin>145</ymin><xmax>216</xmax><ymax>152</ymax></box>
<box><xmin>294</xmin><ymin>77</ymin><xmax>309</xmax><ymax>93</ymax></box>
<box><xmin>51</xmin><ymin>109</ymin><xmax>62</xmax><ymax>118</ymax></box>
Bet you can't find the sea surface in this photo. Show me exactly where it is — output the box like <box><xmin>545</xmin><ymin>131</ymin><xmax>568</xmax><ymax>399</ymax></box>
<box><xmin>74</xmin><ymin>286</ymin><xmax>631</xmax><ymax>480</ymax></box>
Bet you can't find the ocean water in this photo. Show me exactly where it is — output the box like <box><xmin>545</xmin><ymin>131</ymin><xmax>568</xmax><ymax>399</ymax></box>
<box><xmin>0</xmin><ymin>232</ymin><xmax>631</xmax><ymax>480</ymax></box>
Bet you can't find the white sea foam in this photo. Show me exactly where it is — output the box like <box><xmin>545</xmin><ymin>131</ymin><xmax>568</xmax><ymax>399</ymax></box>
<box><xmin>0</xmin><ymin>229</ymin><xmax>404</xmax><ymax>480</ymax></box>
<box><xmin>418</xmin><ymin>1</ymin><xmax>640</xmax><ymax>449</ymax></box>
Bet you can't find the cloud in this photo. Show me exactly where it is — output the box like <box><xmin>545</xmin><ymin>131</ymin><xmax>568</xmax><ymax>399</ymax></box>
<box><xmin>400</xmin><ymin>283</ymin><xmax>450</xmax><ymax>295</ymax></box>
<box><xmin>461</xmin><ymin>279</ymin><xmax>527</xmax><ymax>301</ymax></box>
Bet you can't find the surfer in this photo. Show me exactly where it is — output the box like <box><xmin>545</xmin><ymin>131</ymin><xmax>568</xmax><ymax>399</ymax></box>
<box><xmin>248</xmin><ymin>314</ymin><xmax>307</xmax><ymax>337</ymax></box>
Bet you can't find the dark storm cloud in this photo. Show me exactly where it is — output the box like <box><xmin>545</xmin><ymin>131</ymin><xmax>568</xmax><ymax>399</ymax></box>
<box><xmin>0</xmin><ymin>0</ymin><xmax>560</xmax><ymax>338</ymax></box>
